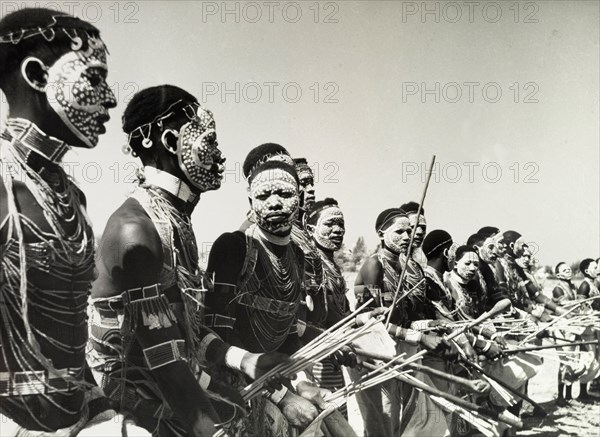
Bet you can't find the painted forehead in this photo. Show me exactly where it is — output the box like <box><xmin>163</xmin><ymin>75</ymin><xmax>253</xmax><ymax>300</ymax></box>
<box><xmin>250</xmin><ymin>169</ymin><xmax>298</xmax><ymax>190</ymax></box>
<box><xmin>386</xmin><ymin>215</ymin><xmax>411</xmax><ymax>231</ymax></box>
<box><xmin>61</xmin><ymin>37</ymin><xmax>109</xmax><ymax>68</ymax></box>
<box><xmin>270</xmin><ymin>154</ymin><xmax>294</xmax><ymax>166</ymax></box>
<box><xmin>317</xmin><ymin>206</ymin><xmax>344</xmax><ymax>222</ymax></box>
<box><xmin>298</xmin><ymin>170</ymin><xmax>314</xmax><ymax>181</ymax></box>
<box><xmin>459</xmin><ymin>251</ymin><xmax>479</xmax><ymax>262</ymax></box>
<box><xmin>408</xmin><ymin>213</ymin><xmax>426</xmax><ymax>226</ymax></box>
<box><xmin>483</xmin><ymin>236</ymin><xmax>496</xmax><ymax>247</ymax></box>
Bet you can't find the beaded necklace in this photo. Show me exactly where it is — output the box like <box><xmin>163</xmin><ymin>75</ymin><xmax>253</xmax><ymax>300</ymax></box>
<box><xmin>319</xmin><ymin>250</ymin><xmax>348</xmax><ymax>317</ymax></box>
<box><xmin>0</xmin><ymin>120</ymin><xmax>95</xmax><ymax>426</ymax></box>
<box><xmin>241</xmin><ymin>225</ymin><xmax>303</xmax><ymax>352</ymax></box>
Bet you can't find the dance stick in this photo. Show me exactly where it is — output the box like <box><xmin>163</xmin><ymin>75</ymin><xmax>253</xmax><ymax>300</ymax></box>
<box><xmin>241</xmin><ymin>298</ymin><xmax>376</xmax><ymax>399</ymax></box>
<box><xmin>361</xmin><ymin>361</ymin><xmax>523</xmax><ymax>428</ymax></box>
<box><xmin>393</xmin><ymin>298</ymin><xmax>513</xmax><ymax>366</ymax></box>
<box><xmin>561</xmin><ymin>295</ymin><xmax>600</xmax><ymax>308</ymax></box>
<box><xmin>385</xmin><ymin>155</ymin><xmax>436</xmax><ymax>328</ymax></box>
<box><xmin>459</xmin><ymin>358</ymin><xmax>547</xmax><ymax>416</ymax></box>
<box><xmin>520</xmin><ymin>296</ymin><xmax>600</xmax><ymax>345</ymax></box>
<box><xmin>354</xmin><ymin>347</ymin><xmax>490</xmax><ymax>394</ymax></box>
<box><xmin>502</xmin><ymin>340</ymin><xmax>599</xmax><ymax>355</ymax></box>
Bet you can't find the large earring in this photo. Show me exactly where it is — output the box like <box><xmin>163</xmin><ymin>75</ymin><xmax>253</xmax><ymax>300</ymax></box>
<box><xmin>161</xmin><ymin>129</ymin><xmax>178</xmax><ymax>155</ymax></box>
<box><xmin>21</xmin><ymin>57</ymin><xmax>47</xmax><ymax>92</ymax></box>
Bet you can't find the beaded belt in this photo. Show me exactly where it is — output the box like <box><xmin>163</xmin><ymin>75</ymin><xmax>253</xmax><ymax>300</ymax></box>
<box><xmin>0</xmin><ymin>367</ymin><xmax>83</xmax><ymax>396</ymax></box>
<box><xmin>237</xmin><ymin>293</ymin><xmax>299</xmax><ymax>317</ymax></box>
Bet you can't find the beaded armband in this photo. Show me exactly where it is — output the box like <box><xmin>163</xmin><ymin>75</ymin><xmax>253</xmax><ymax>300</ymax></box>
<box><xmin>143</xmin><ymin>339</ymin><xmax>186</xmax><ymax>370</ymax></box>
<box><xmin>410</xmin><ymin>320</ymin><xmax>432</xmax><ymax>331</ymax></box>
<box><xmin>121</xmin><ymin>283</ymin><xmax>176</xmax><ymax>331</ymax></box>
<box><xmin>404</xmin><ymin>329</ymin><xmax>423</xmax><ymax>345</ymax></box>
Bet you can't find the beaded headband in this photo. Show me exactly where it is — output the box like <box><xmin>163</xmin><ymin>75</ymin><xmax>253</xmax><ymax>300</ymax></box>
<box><xmin>0</xmin><ymin>14</ymin><xmax>104</xmax><ymax>52</ymax></box>
<box><xmin>424</xmin><ymin>237</ymin><xmax>453</xmax><ymax>257</ymax></box>
<box><xmin>246</xmin><ymin>151</ymin><xmax>292</xmax><ymax>181</ymax></box>
<box><xmin>307</xmin><ymin>202</ymin><xmax>339</xmax><ymax>223</ymax></box>
<box><xmin>124</xmin><ymin>99</ymin><xmax>201</xmax><ymax>153</ymax></box>
<box><xmin>377</xmin><ymin>210</ymin><xmax>408</xmax><ymax>232</ymax></box>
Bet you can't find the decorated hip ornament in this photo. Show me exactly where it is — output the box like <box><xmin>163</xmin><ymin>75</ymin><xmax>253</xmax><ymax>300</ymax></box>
<box><xmin>313</xmin><ymin>206</ymin><xmax>345</xmax><ymax>251</ymax></box>
<box><xmin>250</xmin><ymin>169</ymin><xmax>299</xmax><ymax>236</ymax></box>
<box><xmin>43</xmin><ymin>36</ymin><xmax>116</xmax><ymax>148</ymax></box>
<box><xmin>174</xmin><ymin>105</ymin><xmax>223</xmax><ymax>192</ymax></box>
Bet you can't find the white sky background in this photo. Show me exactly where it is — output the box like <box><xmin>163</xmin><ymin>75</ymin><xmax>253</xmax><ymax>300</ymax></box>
<box><xmin>1</xmin><ymin>0</ymin><xmax>599</xmax><ymax>266</ymax></box>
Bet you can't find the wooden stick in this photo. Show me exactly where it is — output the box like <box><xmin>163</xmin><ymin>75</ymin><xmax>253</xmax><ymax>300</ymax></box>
<box><xmin>385</xmin><ymin>155</ymin><xmax>436</xmax><ymax>328</ymax></box>
<box><xmin>460</xmin><ymin>358</ymin><xmax>546</xmax><ymax>416</ymax></box>
<box><xmin>520</xmin><ymin>296</ymin><xmax>600</xmax><ymax>345</ymax></box>
<box><xmin>361</xmin><ymin>361</ymin><xmax>523</xmax><ymax>428</ymax></box>
<box><xmin>503</xmin><ymin>340</ymin><xmax>599</xmax><ymax>355</ymax></box>
<box><xmin>354</xmin><ymin>347</ymin><xmax>490</xmax><ymax>394</ymax></box>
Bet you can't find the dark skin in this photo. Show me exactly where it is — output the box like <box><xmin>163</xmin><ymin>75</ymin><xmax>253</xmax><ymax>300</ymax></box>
<box><xmin>3</xmin><ymin>42</ymin><xmax>115</xmax><ymax>149</ymax></box>
<box><xmin>0</xmin><ymin>44</ymin><xmax>115</xmax><ymax>430</ymax></box>
<box><xmin>92</xmin><ymin>106</ymin><xmax>233</xmax><ymax>436</ymax></box>
<box><xmin>93</xmin><ymin>107</ymin><xmax>286</xmax><ymax>435</ymax></box>
<box><xmin>354</xmin><ymin>242</ymin><xmax>447</xmax><ymax>353</ymax></box>
<box><xmin>93</xmin><ymin>198</ymin><xmax>220</xmax><ymax>436</ymax></box>
<box><xmin>425</xmin><ymin>250</ymin><xmax>479</xmax><ymax>362</ymax></box>
<box><xmin>206</xmin><ymin>190</ymin><xmax>325</xmax><ymax>429</ymax></box>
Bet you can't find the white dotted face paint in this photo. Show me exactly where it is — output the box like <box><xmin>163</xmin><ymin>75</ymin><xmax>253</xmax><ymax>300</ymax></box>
<box><xmin>313</xmin><ymin>206</ymin><xmax>345</xmax><ymax>251</ymax></box>
<box><xmin>382</xmin><ymin>216</ymin><xmax>411</xmax><ymax>254</ymax></box>
<box><xmin>455</xmin><ymin>252</ymin><xmax>480</xmax><ymax>282</ymax></box>
<box><xmin>250</xmin><ymin>169</ymin><xmax>299</xmax><ymax>235</ymax></box>
<box><xmin>45</xmin><ymin>38</ymin><xmax>116</xmax><ymax>148</ymax></box>
<box><xmin>176</xmin><ymin>105</ymin><xmax>224</xmax><ymax>192</ymax></box>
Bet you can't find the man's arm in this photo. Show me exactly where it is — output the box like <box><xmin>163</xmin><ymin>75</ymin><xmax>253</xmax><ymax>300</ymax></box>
<box><xmin>101</xmin><ymin>215</ymin><xmax>220</xmax><ymax>436</ymax></box>
<box><xmin>205</xmin><ymin>232</ymin><xmax>246</xmax><ymax>347</ymax></box>
<box><xmin>578</xmin><ymin>281</ymin><xmax>591</xmax><ymax>298</ymax></box>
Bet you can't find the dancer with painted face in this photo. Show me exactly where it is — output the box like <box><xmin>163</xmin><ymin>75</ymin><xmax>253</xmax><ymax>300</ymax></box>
<box><xmin>353</xmin><ymin>208</ymin><xmax>454</xmax><ymax>436</ymax></box>
<box><xmin>0</xmin><ymin>8</ymin><xmax>126</xmax><ymax>435</ymax></box>
<box><xmin>290</xmin><ymin>158</ymin><xmax>326</xmax><ymax>332</ymax></box>
<box><xmin>444</xmin><ymin>246</ymin><xmax>534</xmax><ymax>436</ymax></box>
<box><xmin>578</xmin><ymin>258</ymin><xmax>600</xmax><ymax>307</ymax></box>
<box><xmin>400</xmin><ymin>201</ymin><xmax>428</xmax><ymax>269</ymax></box>
<box><xmin>88</xmin><ymin>86</ymin><xmax>283</xmax><ymax>437</ymax></box>
<box><xmin>239</xmin><ymin>143</ymin><xmax>295</xmax><ymax>232</ymax></box>
<box><xmin>302</xmin><ymin>198</ymin><xmax>350</xmax><ymax>412</ymax></box>
<box><xmin>467</xmin><ymin>232</ymin><xmax>511</xmax><ymax>311</ymax></box>
<box><xmin>206</xmin><ymin>159</ymin><xmax>332</xmax><ymax>435</ymax></box>
<box><xmin>552</xmin><ymin>262</ymin><xmax>581</xmax><ymax>407</ymax></box>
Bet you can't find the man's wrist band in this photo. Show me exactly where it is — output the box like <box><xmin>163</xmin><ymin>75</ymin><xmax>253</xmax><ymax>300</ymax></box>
<box><xmin>225</xmin><ymin>346</ymin><xmax>247</xmax><ymax>371</ymax></box>
<box><xmin>405</xmin><ymin>329</ymin><xmax>422</xmax><ymax>345</ymax></box>
<box><xmin>269</xmin><ymin>386</ymin><xmax>288</xmax><ymax>405</ymax></box>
